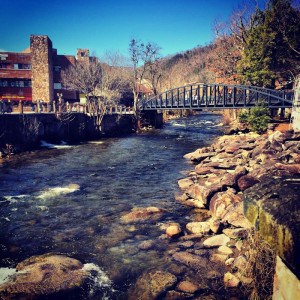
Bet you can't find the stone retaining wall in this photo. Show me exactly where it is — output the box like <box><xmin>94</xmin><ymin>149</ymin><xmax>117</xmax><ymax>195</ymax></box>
<box><xmin>0</xmin><ymin>113</ymin><xmax>135</xmax><ymax>150</ymax></box>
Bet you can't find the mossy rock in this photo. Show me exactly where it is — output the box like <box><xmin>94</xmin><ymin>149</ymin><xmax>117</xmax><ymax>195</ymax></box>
<box><xmin>244</xmin><ymin>176</ymin><xmax>300</xmax><ymax>277</ymax></box>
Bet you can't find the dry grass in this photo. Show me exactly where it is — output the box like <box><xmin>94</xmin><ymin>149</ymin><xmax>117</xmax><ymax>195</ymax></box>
<box><xmin>239</xmin><ymin>231</ymin><xmax>276</xmax><ymax>300</ymax></box>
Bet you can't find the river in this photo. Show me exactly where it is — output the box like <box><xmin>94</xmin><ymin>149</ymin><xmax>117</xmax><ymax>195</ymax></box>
<box><xmin>0</xmin><ymin>113</ymin><xmax>224</xmax><ymax>299</ymax></box>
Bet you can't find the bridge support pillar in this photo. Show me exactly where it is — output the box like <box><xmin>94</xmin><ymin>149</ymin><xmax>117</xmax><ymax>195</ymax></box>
<box><xmin>280</xmin><ymin>108</ymin><xmax>285</xmax><ymax>120</ymax></box>
<box><xmin>141</xmin><ymin>111</ymin><xmax>163</xmax><ymax>128</ymax></box>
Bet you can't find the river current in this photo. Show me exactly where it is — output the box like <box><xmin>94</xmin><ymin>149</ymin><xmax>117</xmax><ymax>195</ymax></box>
<box><xmin>0</xmin><ymin>113</ymin><xmax>224</xmax><ymax>299</ymax></box>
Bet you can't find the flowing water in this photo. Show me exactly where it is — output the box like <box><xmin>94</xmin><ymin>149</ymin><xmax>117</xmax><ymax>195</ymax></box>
<box><xmin>0</xmin><ymin>113</ymin><xmax>224</xmax><ymax>299</ymax></box>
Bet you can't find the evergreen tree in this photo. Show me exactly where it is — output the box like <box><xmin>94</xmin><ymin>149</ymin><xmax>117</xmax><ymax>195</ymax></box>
<box><xmin>238</xmin><ymin>0</ymin><xmax>300</xmax><ymax>88</ymax></box>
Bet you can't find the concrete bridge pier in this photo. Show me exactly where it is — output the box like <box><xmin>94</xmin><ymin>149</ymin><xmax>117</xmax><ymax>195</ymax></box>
<box><xmin>141</xmin><ymin>111</ymin><xmax>163</xmax><ymax>128</ymax></box>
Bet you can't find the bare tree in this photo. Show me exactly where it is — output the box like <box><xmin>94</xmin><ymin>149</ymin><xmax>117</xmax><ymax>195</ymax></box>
<box><xmin>128</xmin><ymin>39</ymin><xmax>161</xmax><ymax>117</ymax></box>
<box><xmin>62</xmin><ymin>58</ymin><xmax>103</xmax><ymax>100</ymax></box>
<box><xmin>100</xmin><ymin>51</ymin><xmax>131</xmax><ymax>105</ymax></box>
<box><xmin>62</xmin><ymin>58</ymin><xmax>105</xmax><ymax>130</ymax></box>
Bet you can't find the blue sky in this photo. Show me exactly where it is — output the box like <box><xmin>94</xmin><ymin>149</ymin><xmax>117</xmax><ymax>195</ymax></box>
<box><xmin>0</xmin><ymin>0</ymin><xmax>262</xmax><ymax>58</ymax></box>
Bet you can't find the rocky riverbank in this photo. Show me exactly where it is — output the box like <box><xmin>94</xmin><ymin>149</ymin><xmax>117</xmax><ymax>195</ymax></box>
<box><xmin>125</xmin><ymin>127</ymin><xmax>300</xmax><ymax>299</ymax></box>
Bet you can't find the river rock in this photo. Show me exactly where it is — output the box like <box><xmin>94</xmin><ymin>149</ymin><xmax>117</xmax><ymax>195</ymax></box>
<box><xmin>233</xmin><ymin>255</ymin><xmax>248</xmax><ymax>271</ymax></box>
<box><xmin>129</xmin><ymin>270</ymin><xmax>177</xmax><ymax>300</ymax></box>
<box><xmin>177</xmin><ymin>241</ymin><xmax>194</xmax><ymax>249</ymax></box>
<box><xmin>222</xmin><ymin>202</ymin><xmax>252</xmax><ymax>228</ymax></box>
<box><xmin>209</xmin><ymin>189</ymin><xmax>242</xmax><ymax>219</ymax></box>
<box><xmin>164</xmin><ymin>290</ymin><xmax>194</xmax><ymax>299</ymax></box>
<box><xmin>176</xmin><ymin>280</ymin><xmax>200</xmax><ymax>293</ymax></box>
<box><xmin>202</xmin><ymin>234</ymin><xmax>230</xmax><ymax>248</ymax></box>
<box><xmin>0</xmin><ymin>254</ymin><xmax>89</xmax><ymax>299</ymax></box>
<box><xmin>210</xmin><ymin>253</ymin><xmax>228</xmax><ymax>263</ymax></box>
<box><xmin>172</xmin><ymin>252</ymin><xmax>208</xmax><ymax>270</ymax></box>
<box><xmin>274</xmin><ymin>163</ymin><xmax>300</xmax><ymax>175</ymax></box>
<box><xmin>187</xmin><ymin>182</ymin><xmax>224</xmax><ymax>208</ymax></box>
<box><xmin>224</xmin><ymin>143</ymin><xmax>242</xmax><ymax>154</ymax></box>
<box><xmin>120</xmin><ymin>206</ymin><xmax>166</xmax><ymax>223</ymax></box>
<box><xmin>223</xmin><ymin>272</ymin><xmax>240</xmax><ymax>288</ymax></box>
<box><xmin>178</xmin><ymin>178</ymin><xmax>194</xmax><ymax>190</ymax></box>
<box><xmin>184</xmin><ymin>198</ymin><xmax>206</xmax><ymax>209</ymax></box>
<box><xmin>218</xmin><ymin>245</ymin><xmax>233</xmax><ymax>255</ymax></box>
<box><xmin>195</xmin><ymin>166</ymin><xmax>214</xmax><ymax>175</ymax></box>
<box><xmin>220</xmin><ymin>166</ymin><xmax>247</xmax><ymax>188</ymax></box>
<box><xmin>268</xmin><ymin>131</ymin><xmax>286</xmax><ymax>144</ymax></box>
<box><xmin>138</xmin><ymin>240</ymin><xmax>156</xmax><ymax>250</ymax></box>
<box><xmin>166</xmin><ymin>223</ymin><xmax>182</xmax><ymax>238</ymax></box>
<box><xmin>190</xmin><ymin>152</ymin><xmax>217</xmax><ymax>163</ymax></box>
<box><xmin>208</xmin><ymin>218</ymin><xmax>223</xmax><ymax>234</ymax></box>
<box><xmin>237</xmin><ymin>175</ymin><xmax>260</xmax><ymax>191</ymax></box>
<box><xmin>223</xmin><ymin>228</ymin><xmax>250</xmax><ymax>239</ymax></box>
<box><xmin>179</xmin><ymin>233</ymin><xmax>204</xmax><ymax>241</ymax></box>
<box><xmin>186</xmin><ymin>222</ymin><xmax>210</xmax><ymax>234</ymax></box>
<box><xmin>225</xmin><ymin>257</ymin><xmax>235</xmax><ymax>266</ymax></box>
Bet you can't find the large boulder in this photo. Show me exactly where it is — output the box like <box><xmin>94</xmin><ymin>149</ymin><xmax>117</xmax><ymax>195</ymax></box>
<box><xmin>0</xmin><ymin>254</ymin><xmax>89</xmax><ymax>299</ymax></box>
<box><xmin>209</xmin><ymin>189</ymin><xmax>242</xmax><ymax>219</ymax></box>
<box><xmin>186</xmin><ymin>183</ymin><xmax>223</xmax><ymax>207</ymax></box>
<box><xmin>244</xmin><ymin>176</ymin><xmax>300</xmax><ymax>278</ymax></box>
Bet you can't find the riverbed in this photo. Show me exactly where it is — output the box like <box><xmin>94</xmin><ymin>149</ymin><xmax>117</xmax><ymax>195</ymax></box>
<box><xmin>0</xmin><ymin>113</ymin><xmax>224</xmax><ymax>299</ymax></box>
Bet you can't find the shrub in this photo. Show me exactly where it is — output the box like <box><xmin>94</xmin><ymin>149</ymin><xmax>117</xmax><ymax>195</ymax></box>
<box><xmin>239</xmin><ymin>110</ymin><xmax>249</xmax><ymax>124</ymax></box>
<box><xmin>238</xmin><ymin>105</ymin><xmax>270</xmax><ymax>134</ymax></box>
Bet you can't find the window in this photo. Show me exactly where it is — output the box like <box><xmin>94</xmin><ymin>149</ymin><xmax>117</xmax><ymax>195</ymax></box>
<box><xmin>0</xmin><ymin>63</ymin><xmax>9</xmax><ymax>69</ymax></box>
<box><xmin>0</xmin><ymin>80</ymin><xmax>8</xmax><ymax>87</ymax></box>
<box><xmin>24</xmin><ymin>80</ymin><xmax>31</xmax><ymax>87</ymax></box>
<box><xmin>54</xmin><ymin>66</ymin><xmax>61</xmax><ymax>72</ymax></box>
<box><xmin>12</xmin><ymin>63</ymin><xmax>31</xmax><ymax>70</ymax></box>
<box><xmin>54</xmin><ymin>83</ymin><xmax>62</xmax><ymax>90</ymax></box>
<box><xmin>15</xmin><ymin>81</ymin><xmax>25</xmax><ymax>87</ymax></box>
<box><xmin>22</xmin><ymin>64</ymin><xmax>31</xmax><ymax>69</ymax></box>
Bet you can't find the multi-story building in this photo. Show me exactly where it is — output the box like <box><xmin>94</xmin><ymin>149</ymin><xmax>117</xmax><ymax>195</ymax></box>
<box><xmin>0</xmin><ymin>35</ymin><xmax>90</xmax><ymax>104</ymax></box>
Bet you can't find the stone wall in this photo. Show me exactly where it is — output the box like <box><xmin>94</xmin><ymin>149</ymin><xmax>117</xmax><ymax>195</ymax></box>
<box><xmin>30</xmin><ymin>35</ymin><xmax>54</xmax><ymax>103</ymax></box>
<box><xmin>0</xmin><ymin>113</ymin><xmax>135</xmax><ymax>150</ymax></box>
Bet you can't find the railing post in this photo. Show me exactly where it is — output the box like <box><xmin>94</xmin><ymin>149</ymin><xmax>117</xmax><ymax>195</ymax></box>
<box><xmin>223</xmin><ymin>86</ymin><xmax>226</xmax><ymax>107</ymax></box>
<box><xmin>190</xmin><ymin>85</ymin><xmax>193</xmax><ymax>108</ymax></box>
<box><xmin>171</xmin><ymin>90</ymin><xmax>174</xmax><ymax>108</ymax></box>
<box><xmin>183</xmin><ymin>87</ymin><xmax>186</xmax><ymax>108</ymax></box>
<box><xmin>177</xmin><ymin>88</ymin><xmax>180</xmax><ymax>107</ymax></box>
<box><xmin>244</xmin><ymin>89</ymin><xmax>247</xmax><ymax>107</ymax></box>
<box><xmin>165</xmin><ymin>92</ymin><xmax>168</xmax><ymax>108</ymax></box>
<box><xmin>233</xmin><ymin>87</ymin><xmax>236</xmax><ymax>107</ymax></box>
<box><xmin>214</xmin><ymin>85</ymin><xmax>216</xmax><ymax>107</ymax></box>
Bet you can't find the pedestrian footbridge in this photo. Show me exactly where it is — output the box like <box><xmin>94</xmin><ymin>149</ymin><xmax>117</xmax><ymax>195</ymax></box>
<box><xmin>140</xmin><ymin>83</ymin><xmax>294</xmax><ymax>111</ymax></box>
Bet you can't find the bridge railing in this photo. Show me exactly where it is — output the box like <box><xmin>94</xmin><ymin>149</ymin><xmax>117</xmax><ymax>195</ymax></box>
<box><xmin>141</xmin><ymin>83</ymin><xmax>294</xmax><ymax>110</ymax></box>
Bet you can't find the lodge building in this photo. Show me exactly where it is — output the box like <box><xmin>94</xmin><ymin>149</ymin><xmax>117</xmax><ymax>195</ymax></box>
<box><xmin>0</xmin><ymin>35</ymin><xmax>89</xmax><ymax>104</ymax></box>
